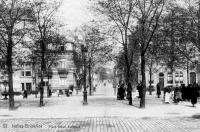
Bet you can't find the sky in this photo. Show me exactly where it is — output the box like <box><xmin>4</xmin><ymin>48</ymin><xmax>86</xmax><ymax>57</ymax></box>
<box><xmin>57</xmin><ymin>0</ymin><xmax>94</xmax><ymax>30</ymax></box>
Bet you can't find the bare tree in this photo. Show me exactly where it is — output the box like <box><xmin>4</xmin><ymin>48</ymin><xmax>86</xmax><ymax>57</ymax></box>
<box><xmin>72</xmin><ymin>21</ymin><xmax>112</xmax><ymax>96</ymax></box>
<box><xmin>0</xmin><ymin>0</ymin><xmax>32</xmax><ymax>109</ymax></box>
<box><xmin>28</xmin><ymin>0</ymin><xmax>62</xmax><ymax>106</ymax></box>
<box><xmin>93</xmin><ymin>0</ymin><xmax>136</xmax><ymax>105</ymax></box>
<box><xmin>131</xmin><ymin>0</ymin><xmax>165</xmax><ymax>108</ymax></box>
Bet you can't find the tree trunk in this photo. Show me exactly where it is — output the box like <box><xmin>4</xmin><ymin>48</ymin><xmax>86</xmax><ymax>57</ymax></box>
<box><xmin>187</xmin><ymin>61</ymin><xmax>189</xmax><ymax>85</ymax></box>
<box><xmin>124</xmin><ymin>51</ymin><xmax>132</xmax><ymax>105</ymax></box>
<box><xmin>7</xmin><ymin>40</ymin><xmax>15</xmax><ymax>109</ymax></box>
<box><xmin>149</xmin><ymin>66</ymin><xmax>152</xmax><ymax>95</ymax></box>
<box><xmin>198</xmin><ymin>1</ymin><xmax>200</xmax><ymax>51</ymax></box>
<box><xmin>40</xmin><ymin>40</ymin><xmax>45</xmax><ymax>106</ymax></box>
<box><xmin>47</xmin><ymin>73</ymin><xmax>50</xmax><ymax>97</ymax></box>
<box><xmin>88</xmin><ymin>58</ymin><xmax>92</xmax><ymax>96</ymax></box>
<box><xmin>140</xmin><ymin>52</ymin><xmax>146</xmax><ymax>108</ymax></box>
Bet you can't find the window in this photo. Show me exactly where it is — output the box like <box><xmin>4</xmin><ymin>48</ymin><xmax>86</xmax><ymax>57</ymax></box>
<box><xmin>180</xmin><ymin>72</ymin><xmax>183</xmax><ymax>83</ymax></box>
<box><xmin>60</xmin><ymin>61</ymin><xmax>66</xmax><ymax>69</ymax></box>
<box><xmin>21</xmin><ymin>83</ymin><xmax>32</xmax><ymax>92</ymax></box>
<box><xmin>167</xmin><ymin>72</ymin><xmax>173</xmax><ymax>84</ymax></box>
<box><xmin>25</xmin><ymin>71</ymin><xmax>31</xmax><ymax>76</ymax></box>
<box><xmin>21</xmin><ymin>70</ymin><xmax>31</xmax><ymax>77</ymax></box>
<box><xmin>26</xmin><ymin>83</ymin><xmax>32</xmax><ymax>92</ymax></box>
<box><xmin>21</xmin><ymin>71</ymin><xmax>24</xmax><ymax>76</ymax></box>
<box><xmin>43</xmin><ymin>81</ymin><xmax>48</xmax><ymax>86</ymax></box>
<box><xmin>60</xmin><ymin>45</ymin><xmax>65</xmax><ymax>51</ymax></box>
<box><xmin>21</xmin><ymin>83</ymin><xmax>24</xmax><ymax>91</ymax></box>
<box><xmin>175</xmin><ymin>72</ymin><xmax>179</xmax><ymax>83</ymax></box>
<box><xmin>175</xmin><ymin>71</ymin><xmax>184</xmax><ymax>84</ymax></box>
<box><xmin>60</xmin><ymin>78</ymin><xmax>66</xmax><ymax>85</ymax></box>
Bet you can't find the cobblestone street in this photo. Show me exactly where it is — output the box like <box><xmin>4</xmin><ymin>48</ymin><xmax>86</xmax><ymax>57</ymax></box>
<box><xmin>0</xmin><ymin>117</ymin><xmax>200</xmax><ymax>132</ymax></box>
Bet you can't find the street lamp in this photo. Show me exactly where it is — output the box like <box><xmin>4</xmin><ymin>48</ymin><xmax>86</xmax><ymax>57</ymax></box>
<box><xmin>3</xmin><ymin>80</ymin><xmax>8</xmax><ymax>100</ymax></box>
<box><xmin>81</xmin><ymin>44</ymin><xmax>88</xmax><ymax>105</ymax></box>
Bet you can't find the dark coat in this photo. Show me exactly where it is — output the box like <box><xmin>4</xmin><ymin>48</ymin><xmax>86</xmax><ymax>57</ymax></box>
<box><xmin>156</xmin><ymin>84</ymin><xmax>161</xmax><ymax>95</ymax></box>
<box><xmin>191</xmin><ymin>87</ymin><xmax>198</xmax><ymax>105</ymax></box>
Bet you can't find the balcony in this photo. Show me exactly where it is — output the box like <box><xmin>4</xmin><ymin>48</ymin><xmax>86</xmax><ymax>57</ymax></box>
<box><xmin>38</xmin><ymin>70</ymin><xmax>53</xmax><ymax>78</ymax></box>
<box><xmin>57</xmin><ymin>68</ymin><xmax>68</xmax><ymax>78</ymax></box>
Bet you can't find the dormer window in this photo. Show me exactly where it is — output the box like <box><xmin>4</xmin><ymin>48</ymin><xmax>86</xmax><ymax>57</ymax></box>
<box><xmin>60</xmin><ymin>45</ymin><xmax>65</xmax><ymax>51</ymax></box>
<box><xmin>21</xmin><ymin>70</ymin><xmax>32</xmax><ymax>77</ymax></box>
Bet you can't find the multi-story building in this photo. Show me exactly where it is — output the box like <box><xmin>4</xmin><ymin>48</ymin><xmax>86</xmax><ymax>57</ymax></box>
<box><xmin>144</xmin><ymin>46</ymin><xmax>200</xmax><ymax>90</ymax></box>
<box><xmin>0</xmin><ymin>42</ymin><xmax>77</xmax><ymax>96</ymax></box>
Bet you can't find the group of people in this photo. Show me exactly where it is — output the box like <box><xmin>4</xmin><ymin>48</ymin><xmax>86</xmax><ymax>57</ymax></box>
<box><xmin>116</xmin><ymin>80</ymin><xmax>200</xmax><ymax>107</ymax></box>
<box><xmin>157</xmin><ymin>83</ymin><xmax>200</xmax><ymax>107</ymax></box>
<box><xmin>117</xmin><ymin>81</ymin><xmax>126</xmax><ymax>100</ymax></box>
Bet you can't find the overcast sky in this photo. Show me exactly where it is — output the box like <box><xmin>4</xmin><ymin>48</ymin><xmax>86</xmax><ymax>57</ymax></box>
<box><xmin>57</xmin><ymin>0</ymin><xmax>93</xmax><ymax>30</ymax></box>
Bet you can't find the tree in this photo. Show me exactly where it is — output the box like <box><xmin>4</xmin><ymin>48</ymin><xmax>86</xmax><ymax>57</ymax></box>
<box><xmin>93</xmin><ymin>0</ymin><xmax>165</xmax><ymax>107</ymax></box>
<box><xmin>28</xmin><ymin>0</ymin><xmax>62</xmax><ymax>106</ymax></box>
<box><xmin>93</xmin><ymin>0</ymin><xmax>136</xmax><ymax>105</ymax></box>
<box><xmin>0</xmin><ymin>0</ymin><xmax>32</xmax><ymax>109</ymax></box>
<box><xmin>183</xmin><ymin>0</ymin><xmax>200</xmax><ymax>77</ymax></box>
<box><xmin>134</xmin><ymin>0</ymin><xmax>165</xmax><ymax>108</ymax></box>
<box><xmin>114</xmin><ymin>33</ymin><xmax>140</xmax><ymax>89</ymax></box>
<box><xmin>159</xmin><ymin>4</ymin><xmax>196</xmax><ymax>86</ymax></box>
<box><xmin>72</xmin><ymin>21</ymin><xmax>112</xmax><ymax>96</ymax></box>
<box><xmin>84</xmin><ymin>23</ymin><xmax>112</xmax><ymax>95</ymax></box>
<box><xmin>145</xmin><ymin>35</ymin><xmax>162</xmax><ymax>95</ymax></box>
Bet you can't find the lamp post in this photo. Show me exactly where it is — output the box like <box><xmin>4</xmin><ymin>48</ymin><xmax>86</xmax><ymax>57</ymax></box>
<box><xmin>81</xmin><ymin>44</ymin><xmax>88</xmax><ymax>105</ymax></box>
<box><xmin>3</xmin><ymin>80</ymin><xmax>8</xmax><ymax>100</ymax></box>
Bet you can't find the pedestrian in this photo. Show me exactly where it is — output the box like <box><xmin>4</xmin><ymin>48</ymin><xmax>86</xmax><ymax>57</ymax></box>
<box><xmin>49</xmin><ymin>89</ymin><xmax>52</xmax><ymax>97</ymax></box>
<box><xmin>121</xmin><ymin>83</ymin><xmax>125</xmax><ymax>100</ymax></box>
<box><xmin>0</xmin><ymin>88</ymin><xmax>2</xmax><ymax>99</ymax></box>
<box><xmin>156</xmin><ymin>83</ymin><xmax>161</xmax><ymax>98</ymax></box>
<box><xmin>117</xmin><ymin>80</ymin><xmax>122</xmax><ymax>100</ymax></box>
<box><xmin>117</xmin><ymin>80</ymin><xmax>125</xmax><ymax>100</ymax></box>
<box><xmin>23</xmin><ymin>89</ymin><xmax>27</xmax><ymax>99</ymax></box>
<box><xmin>181</xmin><ymin>84</ymin><xmax>186</xmax><ymax>101</ymax></box>
<box><xmin>191</xmin><ymin>83</ymin><xmax>198</xmax><ymax>107</ymax></box>
<box><xmin>174</xmin><ymin>86</ymin><xmax>182</xmax><ymax>103</ymax></box>
<box><xmin>137</xmin><ymin>82</ymin><xmax>142</xmax><ymax>98</ymax></box>
<box><xmin>164</xmin><ymin>86</ymin><xmax>171</xmax><ymax>104</ymax></box>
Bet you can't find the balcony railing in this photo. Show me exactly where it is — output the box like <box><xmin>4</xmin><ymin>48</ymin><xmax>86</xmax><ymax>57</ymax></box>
<box><xmin>57</xmin><ymin>68</ymin><xmax>68</xmax><ymax>78</ymax></box>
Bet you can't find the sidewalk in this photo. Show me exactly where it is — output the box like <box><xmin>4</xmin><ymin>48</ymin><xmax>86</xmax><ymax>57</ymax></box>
<box><xmin>0</xmin><ymin>83</ymin><xmax>199</xmax><ymax>119</ymax></box>
<box><xmin>0</xmin><ymin>83</ymin><xmax>200</xmax><ymax>131</ymax></box>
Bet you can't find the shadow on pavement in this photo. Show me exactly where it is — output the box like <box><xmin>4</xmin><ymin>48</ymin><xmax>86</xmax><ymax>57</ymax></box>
<box><xmin>191</xmin><ymin>114</ymin><xmax>200</xmax><ymax>119</ymax></box>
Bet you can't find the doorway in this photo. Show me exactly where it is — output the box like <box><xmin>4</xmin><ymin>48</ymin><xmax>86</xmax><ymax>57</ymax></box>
<box><xmin>190</xmin><ymin>72</ymin><xmax>196</xmax><ymax>84</ymax></box>
<box><xmin>159</xmin><ymin>73</ymin><xmax>164</xmax><ymax>90</ymax></box>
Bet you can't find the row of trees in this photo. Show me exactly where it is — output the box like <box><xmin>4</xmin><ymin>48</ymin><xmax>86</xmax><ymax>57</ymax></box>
<box><xmin>0</xmin><ymin>0</ymin><xmax>64</xmax><ymax>109</ymax></box>
<box><xmin>90</xmin><ymin>0</ymin><xmax>200</xmax><ymax>108</ymax></box>
<box><xmin>0</xmin><ymin>0</ymin><xmax>114</xmax><ymax>109</ymax></box>
<box><xmin>71</xmin><ymin>21</ymin><xmax>113</xmax><ymax>95</ymax></box>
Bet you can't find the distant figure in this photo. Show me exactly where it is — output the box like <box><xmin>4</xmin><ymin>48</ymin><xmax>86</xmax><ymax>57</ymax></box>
<box><xmin>113</xmin><ymin>80</ymin><xmax>117</xmax><ymax>95</ymax></box>
<box><xmin>23</xmin><ymin>89</ymin><xmax>28</xmax><ymax>99</ymax></box>
<box><xmin>164</xmin><ymin>87</ymin><xmax>171</xmax><ymax>104</ymax></box>
<box><xmin>0</xmin><ymin>88</ymin><xmax>2</xmax><ymax>99</ymax></box>
<box><xmin>156</xmin><ymin>83</ymin><xmax>161</xmax><ymax>98</ymax></box>
<box><xmin>174</xmin><ymin>87</ymin><xmax>182</xmax><ymax>103</ymax></box>
<box><xmin>49</xmin><ymin>89</ymin><xmax>52</xmax><ymax>97</ymax></box>
<box><xmin>117</xmin><ymin>81</ymin><xmax>125</xmax><ymax>100</ymax></box>
<box><xmin>137</xmin><ymin>82</ymin><xmax>142</xmax><ymax>98</ymax></box>
<box><xmin>191</xmin><ymin>84</ymin><xmax>198</xmax><ymax>107</ymax></box>
<box><xmin>181</xmin><ymin>84</ymin><xmax>186</xmax><ymax>101</ymax></box>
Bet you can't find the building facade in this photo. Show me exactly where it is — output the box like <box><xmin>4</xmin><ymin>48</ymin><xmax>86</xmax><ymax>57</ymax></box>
<box><xmin>0</xmin><ymin>42</ymin><xmax>77</xmax><ymax>96</ymax></box>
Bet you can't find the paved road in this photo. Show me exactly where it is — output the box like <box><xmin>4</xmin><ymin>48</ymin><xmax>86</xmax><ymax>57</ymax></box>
<box><xmin>1</xmin><ymin>117</ymin><xmax>200</xmax><ymax>132</ymax></box>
